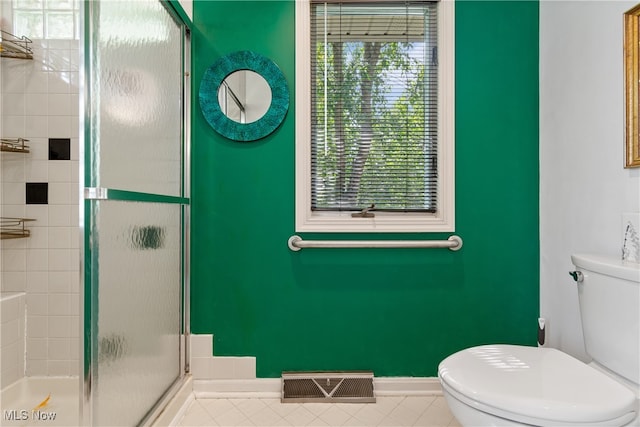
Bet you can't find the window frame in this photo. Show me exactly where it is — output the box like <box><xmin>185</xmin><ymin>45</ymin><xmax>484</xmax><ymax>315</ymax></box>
<box><xmin>295</xmin><ymin>0</ymin><xmax>455</xmax><ymax>233</ymax></box>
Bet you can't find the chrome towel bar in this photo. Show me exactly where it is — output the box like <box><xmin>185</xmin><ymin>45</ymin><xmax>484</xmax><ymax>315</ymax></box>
<box><xmin>288</xmin><ymin>235</ymin><xmax>463</xmax><ymax>251</ymax></box>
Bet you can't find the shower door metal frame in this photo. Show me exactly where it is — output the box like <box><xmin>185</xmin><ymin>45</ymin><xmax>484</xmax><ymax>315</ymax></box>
<box><xmin>79</xmin><ymin>1</ymin><xmax>191</xmax><ymax>425</ymax></box>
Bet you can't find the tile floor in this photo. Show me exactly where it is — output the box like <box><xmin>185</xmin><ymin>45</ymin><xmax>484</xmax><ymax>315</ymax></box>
<box><xmin>176</xmin><ymin>395</ymin><xmax>461</xmax><ymax>427</ymax></box>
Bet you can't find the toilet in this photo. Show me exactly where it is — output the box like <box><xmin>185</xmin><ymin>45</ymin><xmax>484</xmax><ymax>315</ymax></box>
<box><xmin>438</xmin><ymin>254</ymin><xmax>640</xmax><ymax>426</ymax></box>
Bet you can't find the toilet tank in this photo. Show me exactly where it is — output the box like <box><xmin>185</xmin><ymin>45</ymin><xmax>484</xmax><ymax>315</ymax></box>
<box><xmin>572</xmin><ymin>254</ymin><xmax>640</xmax><ymax>385</ymax></box>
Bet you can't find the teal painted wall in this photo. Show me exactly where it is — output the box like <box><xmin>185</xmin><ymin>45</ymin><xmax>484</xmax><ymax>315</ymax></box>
<box><xmin>191</xmin><ymin>0</ymin><xmax>539</xmax><ymax>377</ymax></box>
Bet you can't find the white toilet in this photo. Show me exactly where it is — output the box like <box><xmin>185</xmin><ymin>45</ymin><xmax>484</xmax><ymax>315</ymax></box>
<box><xmin>438</xmin><ymin>254</ymin><xmax>640</xmax><ymax>426</ymax></box>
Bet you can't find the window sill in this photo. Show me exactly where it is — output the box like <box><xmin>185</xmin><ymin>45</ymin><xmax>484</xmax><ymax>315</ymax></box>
<box><xmin>295</xmin><ymin>211</ymin><xmax>455</xmax><ymax>233</ymax></box>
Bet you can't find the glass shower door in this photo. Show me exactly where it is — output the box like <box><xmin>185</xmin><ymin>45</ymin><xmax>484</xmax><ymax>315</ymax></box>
<box><xmin>82</xmin><ymin>1</ymin><xmax>188</xmax><ymax>425</ymax></box>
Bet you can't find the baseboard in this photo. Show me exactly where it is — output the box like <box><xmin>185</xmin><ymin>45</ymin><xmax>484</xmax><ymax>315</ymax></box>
<box><xmin>193</xmin><ymin>377</ymin><xmax>442</xmax><ymax>399</ymax></box>
<box><xmin>374</xmin><ymin>377</ymin><xmax>442</xmax><ymax>396</ymax></box>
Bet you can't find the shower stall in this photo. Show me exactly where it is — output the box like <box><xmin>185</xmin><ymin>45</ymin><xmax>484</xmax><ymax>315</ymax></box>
<box><xmin>0</xmin><ymin>0</ymin><xmax>190</xmax><ymax>425</ymax></box>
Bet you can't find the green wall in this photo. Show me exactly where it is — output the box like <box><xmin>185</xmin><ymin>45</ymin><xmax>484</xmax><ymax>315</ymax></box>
<box><xmin>191</xmin><ymin>0</ymin><xmax>539</xmax><ymax>378</ymax></box>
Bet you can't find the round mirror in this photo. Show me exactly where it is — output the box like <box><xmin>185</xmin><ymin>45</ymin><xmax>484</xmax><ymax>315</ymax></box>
<box><xmin>199</xmin><ymin>51</ymin><xmax>289</xmax><ymax>142</ymax></box>
<box><xmin>218</xmin><ymin>70</ymin><xmax>272</xmax><ymax>124</ymax></box>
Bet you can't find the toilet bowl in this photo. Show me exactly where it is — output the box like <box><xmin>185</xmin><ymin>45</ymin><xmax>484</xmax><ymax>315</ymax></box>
<box><xmin>438</xmin><ymin>254</ymin><xmax>640</xmax><ymax>426</ymax></box>
<box><xmin>439</xmin><ymin>344</ymin><xmax>638</xmax><ymax>426</ymax></box>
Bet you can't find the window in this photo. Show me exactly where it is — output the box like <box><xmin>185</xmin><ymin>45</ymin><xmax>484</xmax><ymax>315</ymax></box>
<box><xmin>295</xmin><ymin>0</ymin><xmax>454</xmax><ymax>232</ymax></box>
<box><xmin>11</xmin><ymin>0</ymin><xmax>80</xmax><ymax>40</ymax></box>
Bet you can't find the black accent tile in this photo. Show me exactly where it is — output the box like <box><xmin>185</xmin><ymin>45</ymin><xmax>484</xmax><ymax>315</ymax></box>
<box><xmin>49</xmin><ymin>138</ymin><xmax>71</xmax><ymax>160</ymax></box>
<box><xmin>26</xmin><ymin>183</ymin><xmax>48</xmax><ymax>204</ymax></box>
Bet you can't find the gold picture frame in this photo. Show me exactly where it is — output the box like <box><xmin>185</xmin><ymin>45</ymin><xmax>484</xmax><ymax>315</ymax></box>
<box><xmin>624</xmin><ymin>4</ymin><xmax>640</xmax><ymax>167</ymax></box>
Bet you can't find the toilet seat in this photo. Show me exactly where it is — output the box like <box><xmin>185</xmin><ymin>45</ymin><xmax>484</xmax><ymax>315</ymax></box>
<box><xmin>438</xmin><ymin>345</ymin><xmax>637</xmax><ymax>426</ymax></box>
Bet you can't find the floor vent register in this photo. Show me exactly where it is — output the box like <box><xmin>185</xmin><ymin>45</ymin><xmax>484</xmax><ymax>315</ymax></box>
<box><xmin>281</xmin><ymin>371</ymin><xmax>375</xmax><ymax>403</ymax></box>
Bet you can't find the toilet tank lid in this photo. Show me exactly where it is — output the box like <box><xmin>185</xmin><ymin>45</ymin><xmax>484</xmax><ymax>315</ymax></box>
<box><xmin>438</xmin><ymin>345</ymin><xmax>636</xmax><ymax>425</ymax></box>
<box><xmin>571</xmin><ymin>253</ymin><xmax>640</xmax><ymax>283</ymax></box>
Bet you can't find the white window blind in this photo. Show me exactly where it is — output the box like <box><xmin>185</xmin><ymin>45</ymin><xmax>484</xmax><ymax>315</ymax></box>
<box><xmin>310</xmin><ymin>1</ymin><xmax>439</xmax><ymax>213</ymax></box>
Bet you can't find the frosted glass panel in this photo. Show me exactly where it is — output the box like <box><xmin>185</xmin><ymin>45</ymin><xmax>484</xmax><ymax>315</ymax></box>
<box><xmin>90</xmin><ymin>0</ymin><xmax>183</xmax><ymax>196</ymax></box>
<box><xmin>92</xmin><ymin>201</ymin><xmax>181</xmax><ymax>426</ymax></box>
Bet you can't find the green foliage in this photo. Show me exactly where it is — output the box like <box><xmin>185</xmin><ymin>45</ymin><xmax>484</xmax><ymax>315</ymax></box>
<box><xmin>312</xmin><ymin>40</ymin><xmax>437</xmax><ymax>211</ymax></box>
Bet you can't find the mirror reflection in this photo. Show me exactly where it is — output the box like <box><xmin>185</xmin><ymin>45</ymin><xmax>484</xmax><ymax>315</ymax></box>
<box><xmin>218</xmin><ymin>70</ymin><xmax>272</xmax><ymax>124</ymax></box>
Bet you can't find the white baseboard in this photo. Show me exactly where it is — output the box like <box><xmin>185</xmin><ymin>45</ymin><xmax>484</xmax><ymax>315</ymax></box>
<box><xmin>192</xmin><ymin>377</ymin><xmax>442</xmax><ymax>399</ymax></box>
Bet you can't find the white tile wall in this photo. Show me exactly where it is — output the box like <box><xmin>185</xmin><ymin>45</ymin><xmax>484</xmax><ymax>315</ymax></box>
<box><xmin>189</xmin><ymin>334</ymin><xmax>257</xmax><ymax>380</ymax></box>
<box><xmin>1</xmin><ymin>39</ymin><xmax>80</xmax><ymax>381</ymax></box>
<box><xmin>0</xmin><ymin>293</ymin><xmax>26</xmax><ymax>389</ymax></box>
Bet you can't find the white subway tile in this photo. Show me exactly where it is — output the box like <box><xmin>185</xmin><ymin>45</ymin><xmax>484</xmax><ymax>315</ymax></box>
<box><xmin>25</xmin><ymin>205</ymin><xmax>49</xmax><ymax>226</ymax></box>
<box><xmin>47</xmin><ymin>50</ymin><xmax>72</xmax><ymax>72</ymax></box>
<box><xmin>26</xmin><ymin>226</ymin><xmax>49</xmax><ymax>249</ymax></box>
<box><xmin>1</xmin><ymin>204</ymin><xmax>26</xmax><ymax>219</ymax></box>
<box><xmin>70</xmin><ymin>162</ymin><xmax>80</xmax><ymax>185</ymax></box>
<box><xmin>70</xmin><ymin>272</ymin><xmax>79</xmax><ymax>293</ymax></box>
<box><xmin>48</xmin><ymin>316</ymin><xmax>71</xmax><ymax>338</ymax></box>
<box><xmin>27</xmin><ymin>294</ymin><xmax>48</xmax><ymax>316</ymax></box>
<box><xmin>25</xmin><ymin>94</ymin><xmax>49</xmax><ymax>116</ymax></box>
<box><xmin>190</xmin><ymin>357</ymin><xmax>212</xmax><ymax>379</ymax></box>
<box><xmin>48</xmin><ymin>94</ymin><xmax>71</xmax><ymax>116</ymax></box>
<box><xmin>1</xmin><ymin>319</ymin><xmax>20</xmax><ymax>344</ymax></box>
<box><xmin>27</xmin><ymin>338</ymin><xmax>48</xmax><ymax>360</ymax></box>
<box><xmin>1</xmin><ymin>272</ymin><xmax>26</xmax><ymax>293</ymax></box>
<box><xmin>48</xmin><ymin>338</ymin><xmax>71</xmax><ymax>360</ymax></box>
<box><xmin>26</xmin><ymin>248</ymin><xmax>48</xmax><ymax>271</ymax></box>
<box><xmin>49</xmin><ymin>205</ymin><xmax>71</xmax><ymax>226</ymax></box>
<box><xmin>27</xmin><ymin>359</ymin><xmax>47</xmax><ymax>376</ymax></box>
<box><xmin>2</xmin><ymin>93</ymin><xmax>26</xmax><ymax>113</ymax></box>
<box><xmin>49</xmin><ymin>161</ymin><xmax>72</xmax><ymax>183</ymax></box>
<box><xmin>24</xmin><ymin>71</ymin><xmax>49</xmax><ymax>94</ymax></box>
<box><xmin>69</xmin><ymin>205</ymin><xmax>79</xmax><ymax>227</ymax></box>
<box><xmin>2</xmin><ymin>249</ymin><xmax>26</xmax><ymax>272</ymax></box>
<box><xmin>48</xmin><ymin>182</ymin><xmax>71</xmax><ymax>204</ymax></box>
<box><xmin>211</xmin><ymin>357</ymin><xmax>236</xmax><ymax>380</ymax></box>
<box><xmin>1</xmin><ymin>65</ymin><xmax>27</xmax><ymax>93</ymax></box>
<box><xmin>48</xmin><ymin>71</ymin><xmax>71</xmax><ymax>94</ymax></box>
<box><xmin>69</xmin><ymin>72</ymin><xmax>79</xmax><ymax>94</ymax></box>
<box><xmin>48</xmin><ymin>116</ymin><xmax>72</xmax><ymax>138</ymax></box>
<box><xmin>2</xmin><ymin>182</ymin><xmax>25</xmax><ymax>204</ymax></box>
<box><xmin>70</xmin><ymin>336</ymin><xmax>80</xmax><ymax>358</ymax></box>
<box><xmin>69</xmin><ymin>248</ymin><xmax>79</xmax><ymax>272</ymax></box>
<box><xmin>26</xmin><ymin>159</ymin><xmax>49</xmax><ymax>181</ymax></box>
<box><xmin>70</xmin><ymin>226</ymin><xmax>79</xmax><ymax>249</ymax></box>
<box><xmin>25</xmin><ymin>116</ymin><xmax>49</xmax><ymax>138</ymax></box>
<box><xmin>69</xmin><ymin>312</ymin><xmax>82</xmax><ymax>336</ymax></box>
<box><xmin>234</xmin><ymin>357</ymin><xmax>256</xmax><ymax>379</ymax></box>
<box><xmin>69</xmin><ymin>361</ymin><xmax>80</xmax><ymax>376</ymax></box>
<box><xmin>1</xmin><ymin>342</ymin><xmax>19</xmax><ymax>374</ymax></box>
<box><xmin>47</xmin><ymin>360</ymin><xmax>70</xmax><ymax>376</ymax></box>
<box><xmin>28</xmin><ymin>138</ymin><xmax>49</xmax><ymax>160</ymax></box>
<box><xmin>28</xmin><ymin>315</ymin><xmax>49</xmax><ymax>338</ymax></box>
<box><xmin>48</xmin><ymin>293</ymin><xmax>70</xmax><ymax>315</ymax></box>
<box><xmin>70</xmin><ymin>94</ymin><xmax>79</xmax><ymax>116</ymax></box>
<box><xmin>47</xmin><ymin>40</ymin><xmax>69</xmax><ymax>50</ymax></box>
<box><xmin>2</xmin><ymin>158</ymin><xmax>26</xmax><ymax>182</ymax></box>
<box><xmin>2</xmin><ymin>115</ymin><xmax>26</xmax><ymax>137</ymax></box>
<box><xmin>1</xmin><ymin>296</ymin><xmax>20</xmax><ymax>323</ymax></box>
<box><xmin>49</xmin><ymin>271</ymin><xmax>71</xmax><ymax>293</ymax></box>
<box><xmin>48</xmin><ymin>249</ymin><xmax>71</xmax><ymax>271</ymax></box>
<box><xmin>26</xmin><ymin>272</ymin><xmax>49</xmax><ymax>293</ymax></box>
<box><xmin>190</xmin><ymin>334</ymin><xmax>213</xmax><ymax>357</ymax></box>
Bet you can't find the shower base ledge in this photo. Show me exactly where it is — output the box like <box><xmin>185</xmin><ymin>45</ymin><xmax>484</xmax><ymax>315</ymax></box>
<box><xmin>0</xmin><ymin>377</ymin><xmax>79</xmax><ymax>427</ymax></box>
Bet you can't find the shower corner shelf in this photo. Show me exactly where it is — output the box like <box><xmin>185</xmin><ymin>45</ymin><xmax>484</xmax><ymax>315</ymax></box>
<box><xmin>1</xmin><ymin>217</ymin><xmax>36</xmax><ymax>240</ymax></box>
<box><xmin>0</xmin><ymin>30</ymin><xmax>34</xmax><ymax>60</ymax></box>
<box><xmin>1</xmin><ymin>138</ymin><xmax>30</xmax><ymax>153</ymax></box>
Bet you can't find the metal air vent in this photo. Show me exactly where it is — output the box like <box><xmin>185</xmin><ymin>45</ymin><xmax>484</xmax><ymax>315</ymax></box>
<box><xmin>281</xmin><ymin>371</ymin><xmax>375</xmax><ymax>403</ymax></box>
